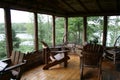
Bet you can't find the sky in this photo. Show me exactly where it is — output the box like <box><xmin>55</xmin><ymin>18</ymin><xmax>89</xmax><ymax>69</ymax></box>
<box><xmin>11</xmin><ymin>10</ymin><xmax>32</xmax><ymax>23</ymax></box>
<box><xmin>0</xmin><ymin>9</ymin><xmax>31</xmax><ymax>23</ymax></box>
<box><xmin>0</xmin><ymin>8</ymin><xmax>51</xmax><ymax>23</ymax></box>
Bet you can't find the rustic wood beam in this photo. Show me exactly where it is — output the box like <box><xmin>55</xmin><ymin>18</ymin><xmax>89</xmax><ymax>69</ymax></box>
<box><xmin>34</xmin><ymin>12</ymin><xmax>38</xmax><ymax>51</ymax></box>
<box><xmin>103</xmin><ymin>16</ymin><xmax>108</xmax><ymax>47</ymax></box>
<box><xmin>95</xmin><ymin>0</ymin><xmax>104</xmax><ymax>12</ymax></box>
<box><xmin>64</xmin><ymin>17</ymin><xmax>68</xmax><ymax>43</ymax></box>
<box><xmin>116</xmin><ymin>0</ymin><xmax>120</xmax><ymax>12</ymax></box>
<box><xmin>83</xmin><ymin>16</ymin><xmax>87</xmax><ymax>43</ymax></box>
<box><xmin>65</xmin><ymin>12</ymin><xmax>120</xmax><ymax>17</ymax></box>
<box><xmin>36</xmin><ymin>1</ymin><xmax>65</xmax><ymax>14</ymax></box>
<box><xmin>4</xmin><ymin>8</ymin><xmax>13</xmax><ymax>57</ymax></box>
<box><xmin>0</xmin><ymin>1</ymin><xmax>65</xmax><ymax>17</ymax></box>
<box><xmin>45</xmin><ymin>0</ymin><xmax>67</xmax><ymax>13</ymax></box>
<box><xmin>52</xmin><ymin>15</ymin><xmax>55</xmax><ymax>47</ymax></box>
<box><xmin>62</xmin><ymin>0</ymin><xmax>77</xmax><ymax>12</ymax></box>
<box><xmin>77</xmin><ymin>0</ymin><xmax>89</xmax><ymax>12</ymax></box>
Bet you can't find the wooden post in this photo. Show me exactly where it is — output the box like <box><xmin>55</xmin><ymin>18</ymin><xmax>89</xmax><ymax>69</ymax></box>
<box><xmin>34</xmin><ymin>12</ymin><xmax>38</xmax><ymax>51</ymax></box>
<box><xmin>4</xmin><ymin>8</ymin><xmax>13</xmax><ymax>57</ymax></box>
<box><xmin>83</xmin><ymin>16</ymin><xmax>87</xmax><ymax>44</ymax></box>
<box><xmin>64</xmin><ymin>17</ymin><xmax>68</xmax><ymax>44</ymax></box>
<box><xmin>103</xmin><ymin>16</ymin><xmax>108</xmax><ymax>47</ymax></box>
<box><xmin>52</xmin><ymin>15</ymin><xmax>55</xmax><ymax>47</ymax></box>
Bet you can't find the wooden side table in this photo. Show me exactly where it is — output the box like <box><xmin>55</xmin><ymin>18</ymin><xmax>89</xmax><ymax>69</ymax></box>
<box><xmin>106</xmin><ymin>48</ymin><xmax>120</xmax><ymax>64</ymax></box>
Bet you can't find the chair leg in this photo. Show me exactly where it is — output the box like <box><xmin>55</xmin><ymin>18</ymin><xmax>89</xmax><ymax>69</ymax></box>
<box><xmin>80</xmin><ymin>64</ymin><xmax>83</xmax><ymax>80</ymax></box>
<box><xmin>98</xmin><ymin>67</ymin><xmax>102</xmax><ymax>80</ymax></box>
<box><xmin>80</xmin><ymin>56</ymin><xmax>83</xmax><ymax>80</ymax></box>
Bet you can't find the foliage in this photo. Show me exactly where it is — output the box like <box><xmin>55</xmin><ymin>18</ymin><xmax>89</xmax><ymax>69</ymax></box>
<box><xmin>12</xmin><ymin>23</ymin><xmax>34</xmax><ymax>52</ymax></box>
<box><xmin>87</xmin><ymin>16</ymin><xmax>103</xmax><ymax>44</ymax></box>
<box><xmin>12</xmin><ymin>23</ymin><xmax>27</xmax><ymax>33</ymax></box>
<box><xmin>0</xmin><ymin>23</ymin><xmax>5</xmax><ymax>33</ymax></box>
<box><xmin>37</xmin><ymin>15</ymin><xmax>52</xmax><ymax>49</ymax></box>
<box><xmin>107</xmin><ymin>16</ymin><xmax>120</xmax><ymax>46</ymax></box>
<box><xmin>0</xmin><ymin>40</ymin><xmax>7</xmax><ymax>59</ymax></box>
<box><xmin>18</xmin><ymin>45</ymin><xmax>34</xmax><ymax>53</ymax></box>
<box><xmin>12</xmin><ymin>29</ymin><xmax>21</xmax><ymax>49</ymax></box>
<box><xmin>55</xmin><ymin>17</ymin><xmax>64</xmax><ymax>45</ymax></box>
<box><xmin>67</xmin><ymin>17</ymin><xmax>83</xmax><ymax>44</ymax></box>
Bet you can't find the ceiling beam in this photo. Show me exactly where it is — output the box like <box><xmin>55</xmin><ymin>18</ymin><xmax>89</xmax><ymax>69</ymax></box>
<box><xmin>0</xmin><ymin>0</ymin><xmax>119</xmax><ymax>17</ymax></box>
<box><xmin>44</xmin><ymin>0</ymin><xmax>67</xmax><ymax>13</ymax></box>
<box><xmin>0</xmin><ymin>1</ymin><xmax>66</xmax><ymax>17</ymax></box>
<box><xmin>95</xmin><ymin>0</ymin><xmax>104</xmax><ymax>12</ymax></box>
<box><xmin>65</xmin><ymin>12</ymin><xmax>120</xmax><ymax>17</ymax></box>
<box><xmin>116</xmin><ymin>0</ymin><xmax>120</xmax><ymax>12</ymax></box>
<box><xmin>62</xmin><ymin>0</ymin><xmax>78</xmax><ymax>12</ymax></box>
<box><xmin>77</xmin><ymin>0</ymin><xmax>89</xmax><ymax>12</ymax></box>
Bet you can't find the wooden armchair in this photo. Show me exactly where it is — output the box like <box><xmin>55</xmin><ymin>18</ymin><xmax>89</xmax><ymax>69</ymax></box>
<box><xmin>80</xmin><ymin>44</ymin><xmax>103</xmax><ymax>80</ymax></box>
<box><xmin>0</xmin><ymin>51</ymin><xmax>26</xmax><ymax>80</ymax></box>
<box><xmin>41</xmin><ymin>41</ymin><xmax>70</xmax><ymax>70</ymax></box>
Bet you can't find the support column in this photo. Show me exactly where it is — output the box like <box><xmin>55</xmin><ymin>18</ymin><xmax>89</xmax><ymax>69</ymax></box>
<box><xmin>103</xmin><ymin>16</ymin><xmax>108</xmax><ymax>48</ymax></box>
<box><xmin>83</xmin><ymin>16</ymin><xmax>87</xmax><ymax>44</ymax></box>
<box><xmin>64</xmin><ymin>17</ymin><xmax>68</xmax><ymax>44</ymax></box>
<box><xmin>34</xmin><ymin>12</ymin><xmax>38</xmax><ymax>51</ymax></box>
<box><xmin>4</xmin><ymin>8</ymin><xmax>12</xmax><ymax>57</ymax></box>
<box><xmin>52</xmin><ymin>15</ymin><xmax>55</xmax><ymax>47</ymax></box>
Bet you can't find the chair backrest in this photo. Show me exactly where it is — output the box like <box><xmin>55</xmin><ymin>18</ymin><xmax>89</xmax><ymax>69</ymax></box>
<box><xmin>83</xmin><ymin>44</ymin><xmax>103</xmax><ymax>53</ymax></box>
<box><xmin>41</xmin><ymin>41</ymin><xmax>51</xmax><ymax>52</ymax></box>
<box><xmin>11</xmin><ymin>51</ymin><xmax>24</xmax><ymax>65</ymax></box>
<box><xmin>11</xmin><ymin>51</ymin><xmax>25</xmax><ymax>80</ymax></box>
<box><xmin>0</xmin><ymin>51</ymin><xmax>25</xmax><ymax>80</ymax></box>
<box><xmin>82</xmin><ymin>44</ymin><xmax>103</xmax><ymax>66</ymax></box>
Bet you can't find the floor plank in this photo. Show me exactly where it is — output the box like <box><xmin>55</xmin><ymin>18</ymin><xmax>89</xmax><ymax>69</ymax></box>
<box><xmin>21</xmin><ymin>54</ymin><xmax>120</xmax><ymax>80</ymax></box>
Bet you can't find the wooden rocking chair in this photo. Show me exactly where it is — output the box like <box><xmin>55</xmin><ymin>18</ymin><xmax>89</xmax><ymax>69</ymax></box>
<box><xmin>0</xmin><ymin>51</ymin><xmax>26</xmax><ymax>80</ymax></box>
<box><xmin>41</xmin><ymin>41</ymin><xmax>70</xmax><ymax>70</ymax></box>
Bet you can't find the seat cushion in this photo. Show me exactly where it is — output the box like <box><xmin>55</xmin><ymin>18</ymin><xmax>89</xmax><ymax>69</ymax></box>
<box><xmin>11</xmin><ymin>70</ymin><xmax>19</xmax><ymax>76</ymax></box>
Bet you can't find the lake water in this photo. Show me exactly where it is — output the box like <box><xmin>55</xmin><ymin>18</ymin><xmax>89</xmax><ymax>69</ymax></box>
<box><xmin>0</xmin><ymin>33</ymin><xmax>33</xmax><ymax>45</ymax></box>
<box><xmin>16</xmin><ymin>33</ymin><xmax>33</xmax><ymax>39</ymax></box>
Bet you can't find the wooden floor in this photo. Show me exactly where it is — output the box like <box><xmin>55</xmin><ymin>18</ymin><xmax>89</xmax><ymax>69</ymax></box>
<box><xmin>21</xmin><ymin>54</ymin><xmax>120</xmax><ymax>80</ymax></box>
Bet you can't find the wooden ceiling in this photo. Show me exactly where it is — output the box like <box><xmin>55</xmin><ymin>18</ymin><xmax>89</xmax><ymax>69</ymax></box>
<box><xmin>0</xmin><ymin>0</ymin><xmax>120</xmax><ymax>17</ymax></box>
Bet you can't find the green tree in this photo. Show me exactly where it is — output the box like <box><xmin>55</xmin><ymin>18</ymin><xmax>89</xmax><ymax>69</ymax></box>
<box><xmin>55</xmin><ymin>17</ymin><xmax>64</xmax><ymax>45</ymax></box>
<box><xmin>0</xmin><ymin>23</ymin><xmax>5</xmax><ymax>33</ymax></box>
<box><xmin>12</xmin><ymin>29</ymin><xmax>21</xmax><ymax>50</ymax></box>
<box><xmin>12</xmin><ymin>23</ymin><xmax>27</xmax><ymax>33</ymax></box>
<box><xmin>87</xmin><ymin>16</ymin><xmax>103</xmax><ymax>44</ymax></box>
<box><xmin>107</xmin><ymin>16</ymin><xmax>120</xmax><ymax>46</ymax></box>
<box><xmin>0</xmin><ymin>39</ymin><xmax>7</xmax><ymax>59</ymax></box>
<box><xmin>37</xmin><ymin>15</ymin><xmax>52</xmax><ymax>48</ymax></box>
<box><xmin>68</xmin><ymin>17</ymin><xmax>83</xmax><ymax>44</ymax></box>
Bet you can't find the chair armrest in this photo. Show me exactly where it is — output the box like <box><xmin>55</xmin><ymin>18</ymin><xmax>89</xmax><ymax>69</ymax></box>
<box><xmin>1</xmin><ymin>58</ymin><xmax>11</xmax><ymax>65</ymax></box>
<box><xmin>4</xmin><ymin>62</ymin><xmax>26</xmax><ymax>72</ymax></box>
<box><xmin>51</xmin><ymin>50</ymin><xmax>69</xmax><ymax>53</ymax></box>
<box><xmin>1</xmin><ymin>58</ymin><xmax>11</xmax><ymax>62</ymax></box>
